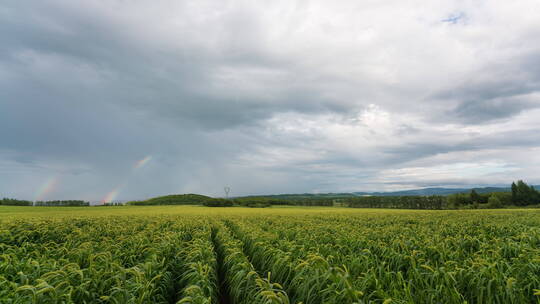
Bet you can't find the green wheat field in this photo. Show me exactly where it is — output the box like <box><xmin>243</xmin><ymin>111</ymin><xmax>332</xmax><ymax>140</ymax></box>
<box><xmin>1</xmin><ymin>206</ymin><xmax>540</xmax><ymax>303</ymax></box>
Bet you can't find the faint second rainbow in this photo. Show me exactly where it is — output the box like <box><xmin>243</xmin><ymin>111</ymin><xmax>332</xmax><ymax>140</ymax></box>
<box><xmin>134</xmin><ymin>155</ymin><xmax>152</xmax><ymax>170</ymax></box>
<box><xmin>102</xmin><ymin>156</ymin><xmax>152</xmax><ymax>203</ymax></box>
<box><xmin>35</xmin><ymin>176</ymin><xmax>59</xmax><ymax>201</ymax></box>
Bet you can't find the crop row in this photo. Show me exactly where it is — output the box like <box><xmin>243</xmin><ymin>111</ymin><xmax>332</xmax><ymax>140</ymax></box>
<box><xmin>212</xmin><ymin>222</ymin><xmax>289</xmax><ymax>304</ymax></box>
<box><xmin>226</xmin><ymin>220</ymin><xmax>363</xmax><ymax>304</ymax></box>
<box><xmin>1</xmin><ymin>217</ymin><xmax>190</xmax><ymax>303</ymax></box>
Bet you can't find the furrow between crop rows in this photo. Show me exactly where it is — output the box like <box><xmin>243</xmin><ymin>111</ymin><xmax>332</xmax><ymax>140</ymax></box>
<box><xmin>212</xmin><ymin>221</ymin><xmax>289</xmax><ymax>304</ymax></box>
<box><xmin>210</xmin><ymin>225</ymin><xmax>232</xmax><ymax>304</ymax></box>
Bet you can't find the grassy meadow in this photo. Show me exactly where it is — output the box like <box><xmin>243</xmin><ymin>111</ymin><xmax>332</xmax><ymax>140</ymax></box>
<box><xmin>2</xmin><ymin>205</ymin><xmax>540</xmax><ymax>303</ymax></box>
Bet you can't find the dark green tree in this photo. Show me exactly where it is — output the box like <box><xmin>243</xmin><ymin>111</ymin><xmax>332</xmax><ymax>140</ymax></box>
<box><xmin>487</xmin><ymin>194</ymin><xmax>503</xmax><ymax>208</ymax></box>
<box><xmin>514</xmin><ymin>180</ymin><xmax>540</xmax><ymax>206</ymax></box>
<box><xmin>470</xmin><ymin>189</ymin><xmax>480</xmax><ymax>203</ymax></box>
<box><xmin>511</xmin><ymin>182</ymin><xmax>517</xmax><ymax>203</ymax></box>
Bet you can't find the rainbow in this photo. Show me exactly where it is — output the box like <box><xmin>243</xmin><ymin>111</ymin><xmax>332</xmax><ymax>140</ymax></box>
<box><xmin>101</xmin><ymin>188</ymin><xmax>120</xmax><ymax>203</ymax></box>
<box><xmin>134</xmin><ymin>155</ymin><xmax>152</xmax><ymax>170</ymax></box>
<box><xmin>35</xmin><ymin>176</ymin><xmax>59</xmax><ymax>201</ymax></box>
<box><xmin>101</xmin><ymin>156</ymin><xmax>153</xmax><ymax>204</ymax></box>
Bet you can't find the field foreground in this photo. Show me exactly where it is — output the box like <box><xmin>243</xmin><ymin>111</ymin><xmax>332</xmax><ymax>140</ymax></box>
<box><xmin>1</xmin><ymin>206</ymin><xmax>540</xmax><ymax>303</ymax></box>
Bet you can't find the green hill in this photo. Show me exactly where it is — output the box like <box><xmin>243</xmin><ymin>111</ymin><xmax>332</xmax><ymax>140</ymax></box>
<box><xmin>127</xmin><ymin>194</ymin><xmax>213</xmax><ymax>206</ymax></box>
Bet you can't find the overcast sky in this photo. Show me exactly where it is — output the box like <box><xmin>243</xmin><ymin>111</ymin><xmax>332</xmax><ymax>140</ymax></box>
<box><xmin>1</xmin><ymin>1</ymin><xmax>540</xmax><ymax>201</ymax></box>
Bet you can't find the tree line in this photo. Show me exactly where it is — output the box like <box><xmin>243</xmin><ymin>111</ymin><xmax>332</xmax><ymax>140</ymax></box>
<box><xmin>446</xmin><ymin>180</ymin><xmax>540</xmax><ymax>209</ymax></box>
<box><xmin>345</xmin><ymin>195</ymin><xmax>447</xmax><ymax>209</ymax></box>
<box><xmin>234</xmin><ymin>196</ymin><xmax>334</xmax><ymax>207</ymax></box>
<box><xmin>34</xmin><ymin>200</ymin><xmax>89</xmax><ymax>206</ymax></box>
<box><xmin>1</xmin><ymin>198</ymin><xmax>89</xmax><ymax>206</ymax></box>
<box><xmin>347</xmin><ymin>180</ymin><xmax>539</xmax><ymax>210</ymax></box>
<box><xmin>0</xmin><ymin>198</ymin><xmax>33</xmax><ymax>206</ymax></box>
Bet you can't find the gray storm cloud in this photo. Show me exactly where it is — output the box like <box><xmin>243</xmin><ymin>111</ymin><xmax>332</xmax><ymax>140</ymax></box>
<box><xmin>1</xmin><ymin>0</ymin><xmax>540</xmax><ymax>200</ymax></box>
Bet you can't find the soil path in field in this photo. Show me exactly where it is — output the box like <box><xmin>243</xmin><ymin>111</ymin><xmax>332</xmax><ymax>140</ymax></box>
<box><xmin>211</xmin><ymin>226</ymin><xmax>232</xmax><ymax>304</ymax></box>
<box><xmin>224</xmin><ymin>220</ymin><xmax>299</xmax><ymax>302</ymax></box>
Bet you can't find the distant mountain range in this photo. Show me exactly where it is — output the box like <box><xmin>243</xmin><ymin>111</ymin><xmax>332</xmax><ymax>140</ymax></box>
<box><xmin>353</xmin><ymin>186</ymin><xmax>514</xmax><ymax>196</ymax></box>
<box><xmin>245</xmin><ymin>185</ymin><xmax>540</xmax><ymax>199</ymax></box>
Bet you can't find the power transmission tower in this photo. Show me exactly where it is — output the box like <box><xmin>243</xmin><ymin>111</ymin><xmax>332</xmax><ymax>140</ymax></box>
<box><xmin>224</xmin><ymin>186</ymin><xmax>231</xmax><ymax>199</ymax></box>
